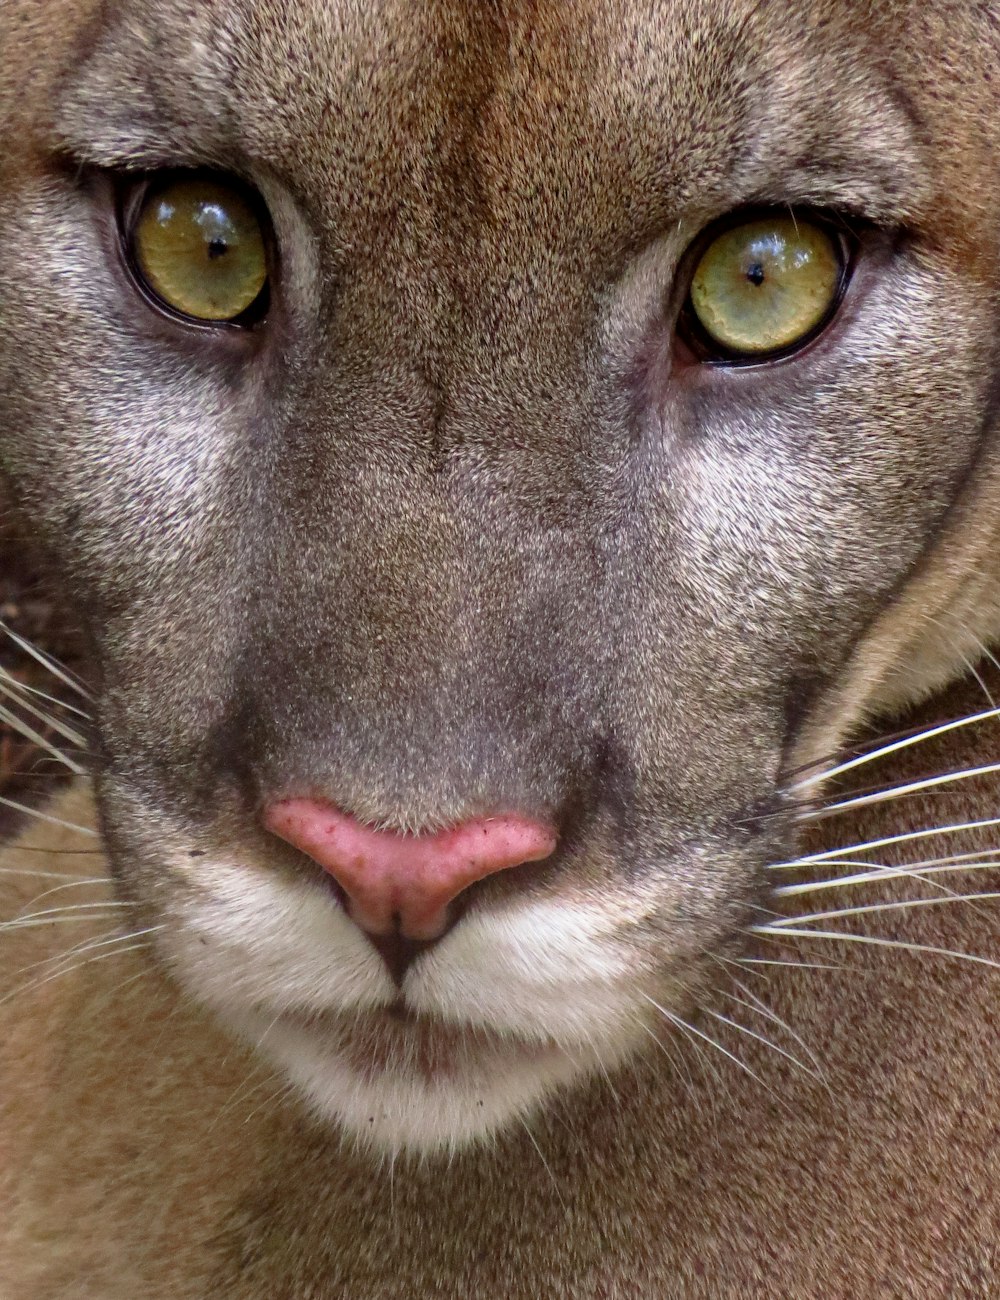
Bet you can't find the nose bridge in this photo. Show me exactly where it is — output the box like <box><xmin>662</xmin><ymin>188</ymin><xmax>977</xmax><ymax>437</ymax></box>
<box><xmin>277</xmin><ymin>324</ymin><xmax>603</xmax><ymax>660</ymax></box>
<box><xmin>239</xmin><ymin>279</ymin><xmax>612</xmax><ymax>826</ymax></box>
<box><xmin>247</xmin><ymin>437</ymin><xmax>601</xmax><ymax>827</ymax></box>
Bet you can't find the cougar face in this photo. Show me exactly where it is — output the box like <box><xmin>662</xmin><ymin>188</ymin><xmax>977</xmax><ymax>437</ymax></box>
<box><xmin>1</xmin><ymin>0</ymin><xmax>997</xmax><ymax>1154</ymax></box>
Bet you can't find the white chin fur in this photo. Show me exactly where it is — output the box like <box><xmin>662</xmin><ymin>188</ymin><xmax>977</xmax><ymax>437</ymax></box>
<box><xmin>241</xmin><ymin>1013</ymin><xmax>621</xmax><ymax>1156</ymax></box>
<box><xmin>159</xmin><ymin>853</ymin><xmax>651</xmax><ymax>1154</ymax></box>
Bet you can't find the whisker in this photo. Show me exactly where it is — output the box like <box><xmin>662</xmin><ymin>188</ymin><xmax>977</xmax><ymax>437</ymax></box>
<box><xmin>0</xmin><ymin>666</ymin><xmax>91</xmax><ymax>721</ymax></box>
<box><xmin>634</xmin><ymin>1019</ymin><xmax>707</xmax><ymax>1112</ymax></box>
<box><xmin>640</xmin><ymin>992</ymin><xmax>770</xmax><ymax>1092</ymax></box>
<box><xmin>9</xmin><ymin>877</ymin><xmax>123</xmax><ymax>908</ymax></box>
<box><xmin>712</xmin><ymin>952</ymin><xmax>771</xmax><ymax>979</ymax></box>
<box><xmin>2</xmin><ymin>846</ymin><xmax>103</xmax><ymax>856</ymax></box>
<box><xmin>973</xmin><ymin>637</ymin><xmax>1000</xmax><ymax>679</ymax></box>
<box><xmin>579</xmin><ymin>1026</ymin><xmax>621</xmax><ymax>1105</ymax></box>
<box><xmin>0</xmin><ymin>620</ymin><xmax>92</xmax><ymax>700</ymax></box>
<box><xmin>772</xmin><ymin>815</ymin><xmax>1000</xmax><ymax>868</ymax></box>
<box><xmin>806</xmin><ymin>760</ymin><xmax>1000</xmax><ymax>820</ymax></box>
<box><xmin>771</xmin><ymin>847</ymin><xmax>1000</xmax><ymax>920</ymax></box>
<box><xmin>0</xmin><ymin>911</ymin><xmax>132</xmax><ymax>933</ymax></box>
<box><xmin>0</xmin><ymin>925</ymin><xmax>165</xmax><ymax>1008</ymax></box>
<box><xmin>212</xmin><ymin>1066</ymin><xmax>286</xmax><ymax>1133</ymax></box>
<box><xmin>7</xmin><ymin>922</ymin><xmax>159</xmax><ymax>975</ymax></box>
<box><xmin>94</xmin><ymin>965</ymin><xmax>157</xmax><ymax>1006</ymax></box>
<box><xmin>763</xmin><ymin>892</ymin><xmax>1000</xmax><ymax>929</ymax></box>
<box><xmin>774</xmin><ymin>859</ymin><xmax>1000</xmax><ymax>898</ymax></box>
<box><xmin>0</xmin><ymin>680</ymin><xmax>89</xmax><ymax>749</ymax></box>
<box><xmin>703</xmin><ymin>1008</ymin><xmax>819</xmax><ymax>1085</ymax></box>
<box><xmin>713</xmin><ymin>968</ymin><xmax>828</xmax><ymax>1082</ymax></box>
<box><xmin>0</xmin><ymin>794</ymin><xmax>99</xmax><ymax>836</ymax></box>
<box><xmin>649</xmin><ymin>1002</ymin><xmax>726</xmax><ymax>1101</ymax></box>
<box><xmin>8</xmin><ymin>897</ymin><xmax>134</xmax><ymax>922</ymax></box>
<box><xmin>740</xmin><ymin>956</ymin><xmax>847</xmax><ymax>970</ymax></box>
<box><xmin>790</xmin><ymin>705</ymin><xmax>1000</xmax><ymax>794</ymax></box>
<box><xmin>750</xmin><ymin>926</ymin><xmax>1000</xmax><ymax>970</ymax></box>
<box><xmin>959</xmin><ymin>651</ymin><xmax>996</xmax><ymax>709</ymax></box>
<box><xmin>242</xmin><ymin>1080</ymin><xmax>297</xmax><ymax>1129</ymax></box>
<box><xmin>0</xmin><ymin>701</ymin><xmax>86</xmax><ymax>775</ymax></box>
<box><xmin>22</xmin><ymin>935</ymin><xmax>157</xmax><ymax>982</ymax></box>
<box><xmin>635</xmin><ymin>1018</ymin><xmax>701</xmax><ymax>1101</ymax></box>
<box><xmin>0</xmin><ymin>865</ymin><xmax>95</xmax><ymax>879</ymax></box>
<box><xmin>781</xmin><ymin>711</ymin><xmax>980</xmax><ymax>787</ymax></box>
<box><xmin>517</xmin><ymin>1117</ymin><xmax>566</xmax><ymax>1208</ymax></box>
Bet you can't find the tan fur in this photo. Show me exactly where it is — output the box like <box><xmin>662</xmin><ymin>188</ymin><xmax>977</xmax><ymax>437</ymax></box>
<box><xmin>3</xmin><ymin>675</ymin><xmax>1000</xmax><ymax>1297</ymax></box>
<box><xmin>3</xmin><ymin>0</ymin><xmax>1000</xmax><ymax>1294</ymax></box>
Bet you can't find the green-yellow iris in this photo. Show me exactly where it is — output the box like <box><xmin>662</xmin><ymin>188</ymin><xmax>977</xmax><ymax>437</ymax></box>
<box><xmin>132</xmin><ymin>178</ymin><xmax>268</xmax><ymax>323</ymax></box>
<box><xmin>689</xmin><ymin>217</ymin><xmax>842</xmax><ymax>356</ymax></box>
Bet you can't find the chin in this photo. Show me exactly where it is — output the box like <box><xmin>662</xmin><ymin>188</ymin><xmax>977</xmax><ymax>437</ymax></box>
<box><xmin>147</xmin><ymin>838</ymin><xmax>667</xmax><ymax>1156</ymax></box>
<box><xmin>232</xmin><ymin>1005</ymin><xmax>622</xmax><ymax>1156</ymax></box>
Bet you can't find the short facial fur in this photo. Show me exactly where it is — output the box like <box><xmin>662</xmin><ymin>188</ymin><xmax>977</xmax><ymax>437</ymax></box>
<box><xmin>1</xmin><ymin>0</ymin><xmax>998</xmax><ymax>1154</ymax></box>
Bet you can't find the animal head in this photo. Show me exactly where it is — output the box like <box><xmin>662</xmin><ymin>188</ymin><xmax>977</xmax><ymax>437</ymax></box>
<box><xmin>1</xmin><ymin>0</ymin><xmax>997</xmax><ymax>1154</ymax></box>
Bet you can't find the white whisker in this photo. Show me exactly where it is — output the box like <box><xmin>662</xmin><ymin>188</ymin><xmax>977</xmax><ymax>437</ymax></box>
<box><xmin>0</xmin><ymin>700</ymin><xmax>86</xmax><ymax>774</ymax></box>
<box><xmin>242</xmin><ymin>1080</ymin><xmax>297</xmax><ymax>1129</ymax></box>
<box><xmin>650</xmin><ymin>1003</ymin><xmax>726</xmax><ymax>1097</ymax></box>
<box><xmin>0</xmin><ymin>911</ymin><xmax>131</xmax><ymax>933</ymax></box>
<box><xmin>0</xmin><ymin>680</ymin><xmax>88</xmax><ymax>749</ymax></box>
<box><xmin>0</xmin><ymin>620</ymin><xmax>91</xmax><ymax>700</ymax></box>
<box><xmin>4</xmin><ymin>846</ymin><xmax>102</xmax><ymax>856</ymax></box>
<box><xmin>962</xmin><ymin>651</ymin><xmax>996</xmax><ymax>707</ymax></box>
<box><xmin>0</xmin><ymin>925</ymin><xmax>165</xmax><ymax>1008</ymax></box>
<box><xmin>764</xmin><ymin>892</ymin><xmax>1000</xmax><ymax>929</ymax></box>
<box><xmin>715</xmin><ymin>974</ymin><xmax>828</xmax><ymax>1082</ymax></box>
<box><xmin>635</xmin><ymin>1018</ymin><xmax>700</xmax><ymax>1099</ymax></box>
<box><xmin>790</xmin><ymin>705</ymin><xmax>1000</xmax><ymax>793</ymax></box>
<box><xmin>8</xmin><ymin>898</ymin><xmax>134</xmax><ymax>924</ymax></box>
<box><xmin>0</xmin><ymin>866</ymin><xmax>94</xmax><ymax>880</ymax></box>
<box><xmin>751</xmin><ymin>926</ymin><xmax>1000</xmax><ymax>970</ymax></box>
<box><xmin>775</xmin><ymin>859</ymin><xmax>1000</xmax><ymax>898</ymax></box>
<box><xmin>0</xmin><ymin>665</ymin><xmax>91</xmax><ymax>721</ymax></box>
<box><xmin>518</xmin><ymin>1117</ymin><xmax>566</xmax><ymax>1207</ymax></box>
<box><xmin>740</xmin><ymin>957</ymin><xmax>847</xmax><ymax>971</ymax></box>
<box><xmin>641</xmin><ymin>992</ymin><xmax>769</xmax><ymax>1091</ymax></box>
<box><xmin>211</xmin><ymin>1066</ymin><xmax>285</xmax><ymax>1133</ymax></box>
<box><xmin>808</xmin><ymin>760</ymin><xmax>1000</xmax><ymax>820</ymax></box>
<box><xmin>704</xmin><ymin>1008</ymin><xmax>819</xmax><ymax>1084</ymax></box>
<box><xmin>0</xmin><ymin>794</ymin><xmax>98</xmax><ymax>836</ymax></box>
<box><xmin>772</xmin><ymin>816</ymin><xmax>1000</xmax><ymax>868</ymax></box>
<box><xmin>10</xmin><ymin>877</ymin><xmax>120</xmax><ymax>908</ymax></box>
<box><xmin>8</xmin><ymin>923</ymin><xmax>160</xmax><ymax>978</ymax></box>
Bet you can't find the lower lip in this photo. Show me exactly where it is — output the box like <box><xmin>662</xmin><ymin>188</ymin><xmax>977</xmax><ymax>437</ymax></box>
<box><xmin>283</xmin><ymin>1006</ymin><xmax>553</xmax><ymax>1082</ymax></box>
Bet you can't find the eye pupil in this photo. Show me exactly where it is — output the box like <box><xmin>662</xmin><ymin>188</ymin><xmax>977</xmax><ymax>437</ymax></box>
<box><xmin>746</xmin><ymin>262</ymin><xmax>766</xmax><ymax>287</ymax></box>
<box><xmin>207</xmin><ymin>238</ymin><xmax>229</xmax><ymax>261</ymax></box>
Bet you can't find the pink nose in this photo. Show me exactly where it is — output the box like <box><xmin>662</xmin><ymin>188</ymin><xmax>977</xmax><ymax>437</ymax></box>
<box><xmin>263</xmin><ymin>798</ymin><xmax>558</xmax><ymax>941</ymax></box>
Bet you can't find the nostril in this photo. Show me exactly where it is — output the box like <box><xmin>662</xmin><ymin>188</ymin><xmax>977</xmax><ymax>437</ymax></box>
<box><xmin>263</xmin><ymin>797</ymin><xmax>558</xmax><ymax>942</ymax></box>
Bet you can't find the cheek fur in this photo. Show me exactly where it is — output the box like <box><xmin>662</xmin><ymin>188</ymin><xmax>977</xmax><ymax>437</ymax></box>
<box><xmin>158</xmin><ymin>858</ymin><xmax>396</xmax><ymax>1016</ymax></box>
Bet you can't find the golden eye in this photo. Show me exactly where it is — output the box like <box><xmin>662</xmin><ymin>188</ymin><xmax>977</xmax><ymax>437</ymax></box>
<box><xmin>687</xmin><ymin>216</ymin><xmax>844</xmax><ymax>358</ymax></box>
<box><xmin>130</xmin><ymin>177</ymin><xmax>269</xmax><ymax>324</ymax></box>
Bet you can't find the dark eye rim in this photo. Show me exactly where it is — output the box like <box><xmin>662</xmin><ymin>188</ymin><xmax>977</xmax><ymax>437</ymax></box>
<box><xmin>117</xmin><ymin>169</ymin><xmax>274</xmax><ymax>331</ymax></box>
<box><xmin>674</xmin><ymin>206</ymin><xmax>858</xmax><ymax>368</ymax></box>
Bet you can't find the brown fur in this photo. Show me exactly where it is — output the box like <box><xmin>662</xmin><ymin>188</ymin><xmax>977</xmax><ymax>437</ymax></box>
<box><xmin>2</xmin><ymin>0</ymin><xmax>1000</xmax><ymax>1294</ymax></box>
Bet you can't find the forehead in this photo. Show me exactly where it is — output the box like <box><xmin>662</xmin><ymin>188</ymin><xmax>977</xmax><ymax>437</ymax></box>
<box><xmin>60</xmin><ymin>0</ymin><xmax>924</xmax><ymax>257</ymax></box>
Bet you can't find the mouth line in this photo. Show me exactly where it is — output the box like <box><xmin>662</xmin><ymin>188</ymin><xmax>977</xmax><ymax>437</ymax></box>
<box><xmin>276</xmin><ymin>1002</ymin><xmax>563</xmax><ymax>1083</ymax></box>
